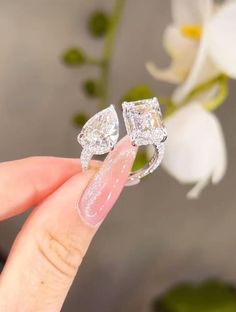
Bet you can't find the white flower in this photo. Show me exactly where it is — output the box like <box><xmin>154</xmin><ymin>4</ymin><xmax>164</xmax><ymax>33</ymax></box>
<box><xmin>160</xmin><ymin>103</ymin><xmax>227</xmax><ymax>198</ymax></box>
<box><xmin>146</xmin><ymin>0</ymin><xmax>236</xmax><ymax>103</ymax></box>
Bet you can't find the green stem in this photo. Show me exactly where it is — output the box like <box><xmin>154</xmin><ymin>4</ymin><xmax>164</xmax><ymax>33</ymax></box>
<box><xmin>164</xmin><ymin>74</ymin><xmax>229</xmax><ymax>119</ymax></box>
<box><xmin>180</xmin><ymin>74</ymin><xmax>226</xmax><ymax>106</ymax></box>
<box><xmin>99</xmin><ymin>0</ymin><xmax>125</xmax><ymax>108</ymax></box>
<box><xmin>203</xmin><ymin>76</ymin><xmax>228</xmax><ymax>111</ymax></box>
<box><xmin>86</xmin><ymin>57</ymin><xmax>103</xmax><ymax>66</ymax></box>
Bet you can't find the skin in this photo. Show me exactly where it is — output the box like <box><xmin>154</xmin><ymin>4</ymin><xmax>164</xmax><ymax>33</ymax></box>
<box><xmin>0</xmin><ymin>156</ymin><xmax>98</xmax><ymax>311</ymax></box>
<box><xmin>0</xmin><ymin>138</ymin><xmax>137</xmax><ymax>311</ymax></box>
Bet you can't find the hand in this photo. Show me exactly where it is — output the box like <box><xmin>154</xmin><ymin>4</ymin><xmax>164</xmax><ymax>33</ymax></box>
<box><xmin>0</xmin><ymin>137</ymin><xmax>136</xmax><ymax>311</ymax></box>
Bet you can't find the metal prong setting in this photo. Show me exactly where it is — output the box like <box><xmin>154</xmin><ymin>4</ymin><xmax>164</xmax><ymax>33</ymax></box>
<box><xmin>77</xmin><ymin>98</ymin><xmax>167</xmax><ymax>182</ymax></box>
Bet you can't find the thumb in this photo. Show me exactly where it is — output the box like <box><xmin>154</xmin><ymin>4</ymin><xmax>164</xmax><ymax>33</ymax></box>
<box><xmin>0</xmin><ymin>137</ymin><xmax>137</xmax><ymax>312</ymax></box>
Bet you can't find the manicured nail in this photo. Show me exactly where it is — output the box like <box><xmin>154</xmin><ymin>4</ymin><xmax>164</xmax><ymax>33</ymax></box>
<box><xmin>79</xmin><ymin>136</ymin><xmax>137</xmax><ymax>226</ymax></box>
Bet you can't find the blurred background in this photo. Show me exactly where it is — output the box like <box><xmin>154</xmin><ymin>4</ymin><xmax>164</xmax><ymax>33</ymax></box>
<box><xmin>0</xmin><ymin>0</ymin><xmax>236</xmax><ymax>311</ymax></box>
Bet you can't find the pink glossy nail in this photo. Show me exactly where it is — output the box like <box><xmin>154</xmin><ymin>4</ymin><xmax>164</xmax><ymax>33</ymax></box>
<box><xmin>79</xmin><ymin>136</ymin><xmax>137</xmax><ymax>226</ymax></box>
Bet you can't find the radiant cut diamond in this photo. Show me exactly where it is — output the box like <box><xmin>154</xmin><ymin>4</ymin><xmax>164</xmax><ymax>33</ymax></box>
<box><xmin>122</xmin><ymin>97</ymin><xmax>167</xmax><ymax>146</ymax></box>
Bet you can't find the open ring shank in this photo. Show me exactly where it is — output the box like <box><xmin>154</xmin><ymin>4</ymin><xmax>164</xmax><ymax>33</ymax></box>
<box><xmin>126</xmin><ymin>142</ymin><xmax>165</xmax><ymax>186</ymax></box>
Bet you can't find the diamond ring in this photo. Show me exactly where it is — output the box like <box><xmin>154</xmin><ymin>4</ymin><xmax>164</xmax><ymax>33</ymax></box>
<box><xmin>122</xmin><ymin>97</ymin><xmax>167</xmax><ymax>185</ymax></box>
<box><xmin>77</xmin><ymin>98</ymin><xmax>167</xmax><ymax>184</ymax></box>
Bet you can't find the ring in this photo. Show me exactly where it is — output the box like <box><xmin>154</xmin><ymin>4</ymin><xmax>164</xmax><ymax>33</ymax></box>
<box><xmin>122</xmin><ymin>97</ymin><xmax>167</xmax><ymax>185</ymax></box>
<box><xmin>77</xmin><ymin>98</ymin><xmax>167</xmax><ymax>184</ymax></box>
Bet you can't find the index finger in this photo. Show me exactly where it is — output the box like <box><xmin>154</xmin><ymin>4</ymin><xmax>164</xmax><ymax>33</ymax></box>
<box><xmin>0</xmin><ymin>157</ymin><xmax>98</xmax><ymax>221</ymax></box>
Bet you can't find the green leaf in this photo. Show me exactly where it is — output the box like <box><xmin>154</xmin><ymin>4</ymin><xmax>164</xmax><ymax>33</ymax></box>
<box><xmin>88</xmin><ymin>11</ymin><xmax>110</xmax><ymax>38</ymax></box>
<box><xmin>132</xmin><ymin>151</ymin><xmax>148</xmax><ymax>171</ymax></box>
<box><xmin>63</xmin><ymin>48</ymin><xmax>86</xmax><ymax>66</ymax></box>
<box><xmin>154</xmin><ymin>280</ymin><xmax>236</xmax><ymax>312</ymax></box>
<box><xmin>72</xmin><ymin>113</ymin><xmax>88</xmax><ymax>128</ymax></box>
<box><xmin>121</xmin><ymin>85</ymin><xmax>155</xmax><ymax>103</ymax></box>
<box><xmin>82</xmin><ymin>79</ymin><xmax>100</xmax><ymax>98</ymax></box>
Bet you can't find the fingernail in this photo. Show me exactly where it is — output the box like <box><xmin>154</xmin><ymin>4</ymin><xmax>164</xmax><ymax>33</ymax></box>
<box><xmin>78</xmin><ymin>136</ymin><xmax>137</xmax><ymax>226</ymax></box>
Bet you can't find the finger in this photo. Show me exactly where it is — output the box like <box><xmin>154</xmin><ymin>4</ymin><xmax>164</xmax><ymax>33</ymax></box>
<box><xmin>0</xmin><ymin>157</ymin><xmax>88</xmax><ymax>221</ymax></box>
<box><xmin>0</xmin><ymin>137</ymin><xmax>137</xmax><ymax>312</ymax></box>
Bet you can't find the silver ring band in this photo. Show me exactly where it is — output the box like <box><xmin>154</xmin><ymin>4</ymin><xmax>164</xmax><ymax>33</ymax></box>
<box><xmin>126</xmin><ymin>142</ymin><xmax>165</xmax><ymax>186</ymax></box>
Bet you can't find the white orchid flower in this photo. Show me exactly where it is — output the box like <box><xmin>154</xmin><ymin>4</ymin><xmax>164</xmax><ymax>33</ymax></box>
<box><xmin>147</xmin><ymin>0</ymin><xmax>236</xmax><ymax>103</ymax></box>
<box><xmin>159</xmin><ymin>102</ymin><xmax>227</xmax><ymax>198</ymax></box>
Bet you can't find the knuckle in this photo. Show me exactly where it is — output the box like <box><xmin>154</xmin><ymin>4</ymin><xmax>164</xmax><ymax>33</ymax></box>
<box><xmin>36</xmin><ymin>229</ymin><xmax>85</xmax><ymax>279</ymax></box>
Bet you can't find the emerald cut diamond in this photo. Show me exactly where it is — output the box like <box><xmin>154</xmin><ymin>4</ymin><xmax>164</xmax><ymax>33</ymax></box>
<box><xmin>122</xmin><ymin>98</ymin><xmax>167</xmax><ymax>146</ymax></box>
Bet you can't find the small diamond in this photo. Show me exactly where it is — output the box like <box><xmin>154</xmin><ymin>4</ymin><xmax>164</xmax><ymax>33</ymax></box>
<box><xmin>122</xmin><ymin>98</ymin><xmax>166</xmax><ymax>146</ymax></box>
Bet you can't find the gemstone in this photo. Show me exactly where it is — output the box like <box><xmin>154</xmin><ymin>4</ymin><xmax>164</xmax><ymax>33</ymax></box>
<box><xmin>77</xmin><ymin>105</ymin><xmax>119</xmax><ymax>155</ymax></box>
<box><xmin>122</xmin><ymin>97</ymin><xmax>167</xmax><ymax>146</ymax></box>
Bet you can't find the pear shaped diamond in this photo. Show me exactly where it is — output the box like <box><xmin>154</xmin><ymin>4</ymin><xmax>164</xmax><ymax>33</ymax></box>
<box><xmin>77</xmin><ymin>105</ymin><xmax>119</xmax><ymax>169</ymax></box>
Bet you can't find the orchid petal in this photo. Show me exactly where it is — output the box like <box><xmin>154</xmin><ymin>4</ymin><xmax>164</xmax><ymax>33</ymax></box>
<box><xmin>163</xmin><ymin>25</ymin><xmax>197</xmax><ymax>59</ymax></box>
<box><xmin>187</xmin><ymin>175</ymin><xmax>211</xmax><ymax>199</ymax></box>
<box><xmin>161</xmin><ymin>103</ymin><xmax>227</xmax><ymax>197</ymax></box>
<box><xmin>146</xmin><ymin>26</ymin><xmax>197</xmax><ymax>84</ymax></box>
<box><xmin>171</xmin><ymin>0</ymin><xmax>213</xmax><ymax>25</ymax></box>
<box><xmin>170</xmin><ymin>0</ymin><xmax>220</xmax><ymax>103</ymax></box>
<box><xmin>207</xmin><ymin>2</ymin><xmax>236</xmax><ymax>78</ymax></box>
<box><xmin>146</xmin><ymin>62</ymin><xmax>182</xmax><ymax>84</ymax></box>
<box><xmin>211</xmin><ymin>116</ymin><xmax>227</xmax><ymax>184</ymax></box>
<box><xmin>172</xmin><ymin>27</ymin><xmax>220</xmax><ymax>103</ymax></box>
